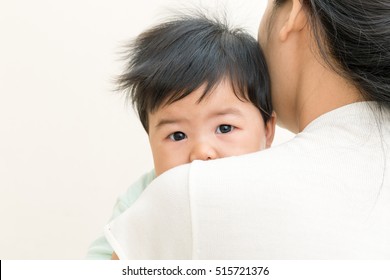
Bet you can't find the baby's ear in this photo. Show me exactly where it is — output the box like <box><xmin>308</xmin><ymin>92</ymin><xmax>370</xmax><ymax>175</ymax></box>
<box><xmin>265</xmin><ymin>111</ymin><xmax>277</xmax><ymax>148</ymax></box>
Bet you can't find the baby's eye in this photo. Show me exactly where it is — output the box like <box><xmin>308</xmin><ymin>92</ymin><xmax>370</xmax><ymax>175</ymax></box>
<box><xmin>169</xmin><ymin>131</ymin><xmax>187</xmax><ymax>141</ymax></box>
<box><xmin>216</xmin><ymin>124</ymin><xmax>234</xmax><ymax>134</ymax></box>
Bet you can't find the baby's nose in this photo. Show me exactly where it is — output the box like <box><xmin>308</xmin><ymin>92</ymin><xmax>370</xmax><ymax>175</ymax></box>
<box><xmin>189</xmin><ymin>142</ymin><xmax>217</xmax><ymax>162</ymax></box>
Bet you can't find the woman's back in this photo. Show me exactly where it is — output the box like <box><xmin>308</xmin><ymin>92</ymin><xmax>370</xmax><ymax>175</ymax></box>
<box><xmin>106</xmin><ymin>102</ymin><xmax>390</xmax><ymax>259</ymax></box>
<box><xmin>187</xmin><ymin>102</ymin><xmax>390</xmax><ymax>259</ymax></box>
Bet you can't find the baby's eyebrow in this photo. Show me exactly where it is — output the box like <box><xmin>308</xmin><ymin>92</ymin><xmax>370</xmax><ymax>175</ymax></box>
<box><xmin>154</xmin><ymin>118</ymin><xmax>183</xmax><ymax>130</ymax></box>
<box><xmin>154</xmin><ymin>108</ymin><xmax>243</xmax><ymax>129</ymax></box>
<box><xmin>211</xmin><ymin>108</ymin><xmax>243</xmax><ymax>117</ymax></box>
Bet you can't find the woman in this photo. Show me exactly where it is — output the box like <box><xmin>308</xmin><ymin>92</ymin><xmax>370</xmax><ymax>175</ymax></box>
<box><xmin>105</xmin><ymin>0</ymin><xmax>390</xmax><ymax>259</ymax></box>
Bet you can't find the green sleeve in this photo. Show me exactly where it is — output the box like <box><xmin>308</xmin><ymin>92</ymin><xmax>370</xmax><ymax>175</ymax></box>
<box><xmin>85</xmin><ymin>169</ymin><xmax>156</xmax><ymax>259</ymax></box>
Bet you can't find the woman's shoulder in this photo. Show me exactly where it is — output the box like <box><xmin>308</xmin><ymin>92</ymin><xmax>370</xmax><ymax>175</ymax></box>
<box><xmin>190</xmin><ymin>138</ymin><xmax>308</xmax><ymax>185</ymax></box>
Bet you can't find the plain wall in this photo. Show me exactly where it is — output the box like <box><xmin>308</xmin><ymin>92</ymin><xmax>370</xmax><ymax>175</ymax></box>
<box><xmin>0</xmin><ymin>0</ymin><xmax>294</xmax><ymax>259</ymax></box>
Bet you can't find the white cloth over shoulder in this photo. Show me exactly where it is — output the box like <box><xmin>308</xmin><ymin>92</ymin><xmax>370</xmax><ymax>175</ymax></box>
<box><xmin>105</xmin><ymin>102</ymin><xmax>390</xmax><ymax>259</ymax></box>
<box><xmin>105</xmin><ymin>165</ymin><xmax>192</xmax><ymax>259</ymax></box>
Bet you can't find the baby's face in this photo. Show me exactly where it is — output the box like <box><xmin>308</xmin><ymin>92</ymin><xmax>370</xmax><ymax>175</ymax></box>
<box><xmin>148</xmin><ymin>80</ymin><xmax>275</xmax><ymax>176</ymax></box>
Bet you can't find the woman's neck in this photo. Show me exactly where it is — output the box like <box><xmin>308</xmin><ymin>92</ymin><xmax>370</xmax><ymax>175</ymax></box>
<box><xmin>294</xmin><ymin>58</ymin><xmax>363</xmax><ymax>133</ymax></box>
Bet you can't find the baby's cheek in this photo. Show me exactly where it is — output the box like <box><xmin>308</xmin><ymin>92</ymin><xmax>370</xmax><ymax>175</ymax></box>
<box><xmin>239</xmin><ymin>131</ymin><xmax>264</xmax><ymax>154</ymax></box>
<box><xmin>156</xmin><ymin>153</ymin><xmax>189</xmax><ymax>176</ymax></box>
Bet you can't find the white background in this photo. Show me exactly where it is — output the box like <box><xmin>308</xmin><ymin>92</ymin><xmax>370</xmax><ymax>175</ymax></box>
<box><xmin>0</xmin><ymin>0</ymin><xmax>294</xmax><ymax>259</ymax></box>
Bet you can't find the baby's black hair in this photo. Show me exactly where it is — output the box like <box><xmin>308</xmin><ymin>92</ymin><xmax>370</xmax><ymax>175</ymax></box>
<box><xmin>117</xmin><ymin>13</ymin><xmax>272</xmax><ymax>131</ymax></box>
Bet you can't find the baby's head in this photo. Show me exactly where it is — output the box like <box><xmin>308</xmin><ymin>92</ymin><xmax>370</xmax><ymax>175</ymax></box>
<box><xmin>118</xmin><ymin>14</ymin><xmax>275</xmax><ymax>176</ymax></box>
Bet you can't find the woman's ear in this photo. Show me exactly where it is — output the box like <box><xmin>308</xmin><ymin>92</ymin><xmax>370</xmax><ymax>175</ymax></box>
<box><xmin>279</xmin><ymin>0</ymin><xmax>307</xmax><ymax>42</ymax></box>
<box><xmin>265</xmin><ymin>111</ymin><xmax>277</xmax><ymax>148</ymax></box>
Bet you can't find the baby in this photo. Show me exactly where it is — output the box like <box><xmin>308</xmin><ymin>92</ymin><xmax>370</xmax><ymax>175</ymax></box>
<box><xmin>87</xmin><ymin>13</ymin><xmax>275</xmax><ymax>259</ymax></box>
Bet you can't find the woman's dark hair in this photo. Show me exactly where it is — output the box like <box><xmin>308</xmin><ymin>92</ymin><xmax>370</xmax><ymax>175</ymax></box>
<box><xmin>274</xmin><ymin>0</ymin><xmax>390</xmax><ymax>109</ymax></box>
<box><xmin>117</xmin><ymin>13</ymin><xmax>271</xmax><ymax>131</ymax></box>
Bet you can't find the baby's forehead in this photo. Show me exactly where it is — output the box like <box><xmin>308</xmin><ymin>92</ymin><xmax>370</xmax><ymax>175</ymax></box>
<box><xmin>151</xmin><ymin>82</ymin><xmax>256</xmax><ymax>122</ymax></box>
<box><xmin>152</xmin><ymin>79</ymin><xmax>250</xmax><ymax>112</ymax></box>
